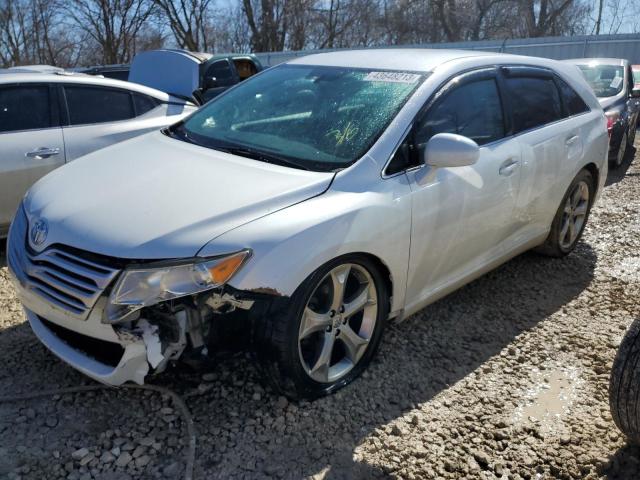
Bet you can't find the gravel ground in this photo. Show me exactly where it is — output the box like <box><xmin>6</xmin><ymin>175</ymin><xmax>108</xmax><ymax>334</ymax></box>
<box><xmin>1</xmin><ymin>144</ymin><xmax>640</xmax><ymax>480</ymax></box>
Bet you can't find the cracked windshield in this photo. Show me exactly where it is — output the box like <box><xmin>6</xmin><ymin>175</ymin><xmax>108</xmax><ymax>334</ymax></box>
<box><xmin>180</xmin><ymin>65</ymin><xmax>424</xmax><ymax>171</ymax></box>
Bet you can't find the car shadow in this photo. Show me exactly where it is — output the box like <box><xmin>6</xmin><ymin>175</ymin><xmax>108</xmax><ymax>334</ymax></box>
<box><xmin>0</xmin><ymin>238</ymin><xmax>6</xmax><ymax>268</ymax></box>
<box><xmin>0</xmin><ymin>241</ymin><xmax>600</xmax><ymax>478</ymax></box>
<box><xmin>606</xmin><ymin>143</ymin><xmax>637</xmax><ymax>186</ymax></box>
<box><xmin>601</xmin><ymin>442</ymin><xmax>640</xmax><ymax>479</ymax></box>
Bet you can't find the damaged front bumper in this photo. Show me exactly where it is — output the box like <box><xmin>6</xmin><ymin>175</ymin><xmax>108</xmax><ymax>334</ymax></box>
<box><xmin>27</xmin><ymin>310</ymin><xmax>151</xmax><ymax>385</ymax></box>
<box><xmin>11</xmin><ymin>268</ymin><xmax>269</xmax><ymax>386</ymax></box>
<box><xmin>7</xmin><ymin>245</ymin><xmax>192</xmax><ymax>385</ymax></box>
<box><xmin>14</xmin><ymin>279</ymin><xmax>178</xmax><ymax>385</ymax></box>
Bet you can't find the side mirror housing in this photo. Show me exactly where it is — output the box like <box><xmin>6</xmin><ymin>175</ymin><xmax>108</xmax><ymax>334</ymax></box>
<box><xmin>422</xmin><ymin>133</ymin><xmax>480</xmax><ymax>168</ymax></box>
<box><xmin>631</xmin><ymin>87</ymin><xmax>640</xmax><ymax>98</ymax></box>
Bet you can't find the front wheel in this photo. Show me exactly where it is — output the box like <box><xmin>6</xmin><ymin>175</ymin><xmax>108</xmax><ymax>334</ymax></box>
<box><xmin>535</xmin><ymin>169</ymin><xmax>594</xmax><ymax>257</ymax></box>
<box><xmin>254</xmin><ymin>255</ymin><xmax>389</xmax><ymax>400</ymax></box>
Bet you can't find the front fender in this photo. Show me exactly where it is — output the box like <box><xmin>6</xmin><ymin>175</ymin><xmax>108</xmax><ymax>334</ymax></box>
<box><xmin>198</xmin><ymin>184</ymin><xmax>412</xmax><ymax>316</ymax></box>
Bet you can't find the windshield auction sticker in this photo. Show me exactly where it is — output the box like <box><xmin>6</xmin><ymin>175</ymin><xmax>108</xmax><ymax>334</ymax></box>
<box><xmin>610</xmin><ymin>76</ymin><xmax>623</xmax><ymax>89</ymax></box>
<box><xmin>364</xmin><ymin>72</ymin><xmax>421</xmax><ymax>83</ymax></box>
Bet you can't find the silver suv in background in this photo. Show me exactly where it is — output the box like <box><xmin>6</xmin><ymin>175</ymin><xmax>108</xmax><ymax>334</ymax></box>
<box><xmin>0</xmin><ymin>72</ymin><xmax>197</xmax><ymax>237</ymax></box>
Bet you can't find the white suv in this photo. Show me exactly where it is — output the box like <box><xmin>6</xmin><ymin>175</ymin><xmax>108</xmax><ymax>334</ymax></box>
<box><xmin>8</xmin><ymin>50</ymin><xmax>608</xmax><ymax>400</ymax></box>
<box><xmin>0</xmin><ymin>72</ymin><xmax>196</xmax><ymax>237</ymax></box>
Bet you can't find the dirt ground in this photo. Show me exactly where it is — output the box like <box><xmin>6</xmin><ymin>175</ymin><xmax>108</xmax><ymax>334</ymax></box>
<box><xmin>1</xmin><ymin>142</ymin><xmax>640</xmax><ymax>480</ymax></box>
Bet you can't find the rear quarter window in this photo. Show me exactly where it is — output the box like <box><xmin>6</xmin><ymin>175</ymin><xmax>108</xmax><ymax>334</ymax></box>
<box><xmin>556</xmin><ymin>77</ymin><xmax>590</xmax><ymax>116</ymax></box>
<box><xmin>64</xmin><ymin>86</ymin><xmax>134</xmax><ymax>125</ymax></box>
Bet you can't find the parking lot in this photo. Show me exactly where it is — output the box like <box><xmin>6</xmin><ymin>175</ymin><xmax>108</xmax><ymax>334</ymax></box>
<box><xmin>1</xmin><ymin>142</ymin><xmax>639</xmax><ymax>479</ymax></box>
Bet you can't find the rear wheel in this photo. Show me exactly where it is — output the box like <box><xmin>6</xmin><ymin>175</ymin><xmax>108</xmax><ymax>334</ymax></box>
<box><xmin>535</xmin><ymin>169</ymin><xmax>594</xmax><ymax>257</ymax></box>
<box><xmin>610</xmin><ymin>318</ymin><xmax>640</xmax><ymax>444</ymax></box>
<box><xmin>254</xmin><ymin>255</ymin><xmax>389</xmax><ymax>400</ymax></box>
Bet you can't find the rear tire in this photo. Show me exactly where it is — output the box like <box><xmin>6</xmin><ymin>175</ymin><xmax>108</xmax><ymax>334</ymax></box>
<box><xmin>253</xmin><ymin>254</ymin><xmax>389</xmax><ymax>400</ymax></box>
<box><xmin>610</xmin><ymin>318</ymin><xmax>640</xmax><ymax>444</ymax></box>
<box><xmin>535</xmin><ymin>169</ymin><xmax>594</xmax><ymax>257</ymax></box>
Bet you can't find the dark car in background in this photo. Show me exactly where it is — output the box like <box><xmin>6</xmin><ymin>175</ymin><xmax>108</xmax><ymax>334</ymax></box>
<box><xmin>565</xmin><ymin>58</ymin><xmax>640</xmax><ymax>168</ymax></box>
<box><xmin>128</xmin><ymin>49</ymin><xmax>263</xmax><ymax>104</ymax></box>
<box><xmin>78</xmin><ymin>64</ymin><xmax>130</xmax><ymax>81</ymax></box>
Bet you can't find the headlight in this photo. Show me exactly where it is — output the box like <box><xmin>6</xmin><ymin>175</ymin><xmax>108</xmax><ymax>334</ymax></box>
<box><xmin>105</xmin><ymin>250</ymin><xmax>250</xmax><ymax>323</ymax></box>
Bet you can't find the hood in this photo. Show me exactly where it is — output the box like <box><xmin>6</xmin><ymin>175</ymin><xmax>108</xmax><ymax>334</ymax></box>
<box><xmin>24</xmin><ymin>131</ymin><xmax>334</xmax><ymax>259</ymax></box>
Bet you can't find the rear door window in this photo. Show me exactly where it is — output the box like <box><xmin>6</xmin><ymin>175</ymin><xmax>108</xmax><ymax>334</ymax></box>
<box><xmin>505</xmin><ymin>76</ymin><xmax>562</xmax><ymax>133</ymax></box>
<box><xmin>0</xmin><ymin>85</ymin><xmax>52</xmax><ymax>133</ymax></box>
<box><xmin>64</xmin><ymin>86</ymin><xmax>134</xmax><ymax>125</ymax></box>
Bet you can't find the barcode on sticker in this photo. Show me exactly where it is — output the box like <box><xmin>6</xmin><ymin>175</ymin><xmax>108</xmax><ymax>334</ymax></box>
<box><xmin>364</xmin><ymin>72</ymin><xmax>421</xmax><ymax>83</ymax></box>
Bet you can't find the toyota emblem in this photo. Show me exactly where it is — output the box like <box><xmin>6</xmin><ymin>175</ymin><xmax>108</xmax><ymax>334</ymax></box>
<box><xmin>30</xmin><ymin>218</ymin><xmax>48</xmax><ymax>246</ymax></box>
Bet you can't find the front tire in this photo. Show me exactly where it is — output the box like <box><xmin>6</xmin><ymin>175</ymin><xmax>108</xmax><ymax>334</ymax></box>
<box><xmin>535</xmin><ymin>169</ymin><xmax>594</xmax><ymax>257</ymax></box>
<box><xmin>610</xmin><ymin>318</ymin><xmax>640</xmax><ymax>444</ymax></box>
<box><xmin>254</xmin><ymin>254</ymin><xmax>389</xmax><ymax>400</ymax></box>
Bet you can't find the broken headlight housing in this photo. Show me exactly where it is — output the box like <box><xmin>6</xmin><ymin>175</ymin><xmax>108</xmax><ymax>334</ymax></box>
<box><xmin>104</xmin><ymin>250</ymin><xmax>251</xmax><ymax>323</ymax></box>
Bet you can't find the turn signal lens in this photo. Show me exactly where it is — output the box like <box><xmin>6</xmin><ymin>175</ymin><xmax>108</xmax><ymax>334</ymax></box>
<box><xmin>206</xmin><ymin>251</ymin><xmax>249</xmax><ymax>284</ymax></box>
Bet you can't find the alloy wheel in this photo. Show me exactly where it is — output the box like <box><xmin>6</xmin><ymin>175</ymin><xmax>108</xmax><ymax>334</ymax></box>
<box><xmin>298</xmin><ymin>263</ymin><xmax>378</xmax><ymax>383</ymax></box>
<box><xmin>559</xmin><ymin>180</ymin><xmax>590</xmax><ymax>250</ymax></box>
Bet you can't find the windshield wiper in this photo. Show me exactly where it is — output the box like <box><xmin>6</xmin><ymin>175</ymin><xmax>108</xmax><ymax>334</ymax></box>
<box><xmin>222</xmin><ymin>146</ymin><xmax>310</xmax><ymax>171</ymax></box>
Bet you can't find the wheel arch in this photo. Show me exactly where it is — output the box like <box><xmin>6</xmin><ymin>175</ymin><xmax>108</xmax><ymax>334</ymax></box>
<box><xmin>335</xmin><ymin>251</ymin><xmax>394</xmax><ymax>318</ymax></box>
<box><xmin>236</xmin><ymin>249</ymin><xmax>398</xmax><ymax>317</ymax></box>
<box><xmin>583</xmin><ymin>162</ymin><xmax>600</xmax><ymax>197</ymax></box>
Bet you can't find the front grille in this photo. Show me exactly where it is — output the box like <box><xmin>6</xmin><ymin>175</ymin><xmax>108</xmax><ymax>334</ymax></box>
<box><xmin>40</xmin><ymin>317</ymin><xmax>124</xmax><ymax>367</ymax></box>
<box><xmin>8</xmin><ymin>207</ymin><xmax>121</xmax><ymax>320</ymax></box>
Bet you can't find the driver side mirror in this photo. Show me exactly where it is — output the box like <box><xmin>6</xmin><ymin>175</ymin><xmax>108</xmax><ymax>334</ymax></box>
<box><xmin>204</xmin><ymin>76</ymin><xmax>218</xmax><ymax>89</ymax></box>
<box><xmin>421</xmin><ymin>133</ymin><xmax>480</xmax><ymax>168</ymax></box>
<box><xmin>631</xmin><ymin>87</ymin><xmax>640</xmax><ymax>98</ymax></box>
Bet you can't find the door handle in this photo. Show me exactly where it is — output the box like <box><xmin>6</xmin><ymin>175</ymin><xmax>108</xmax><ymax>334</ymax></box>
<box><xmin>565</xmin><ymin>135</ymin><xmax>579</xmax><ymax>146</ymax></box>
<box><xmin>499</xmin><ymin>159</ymin><xmax>519</xmax><ymax>176</ymax></box>
<box><xmin>25</xmin><ymin>147</ymin><xmax>61</xmax><ymax>159</ymax></box>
